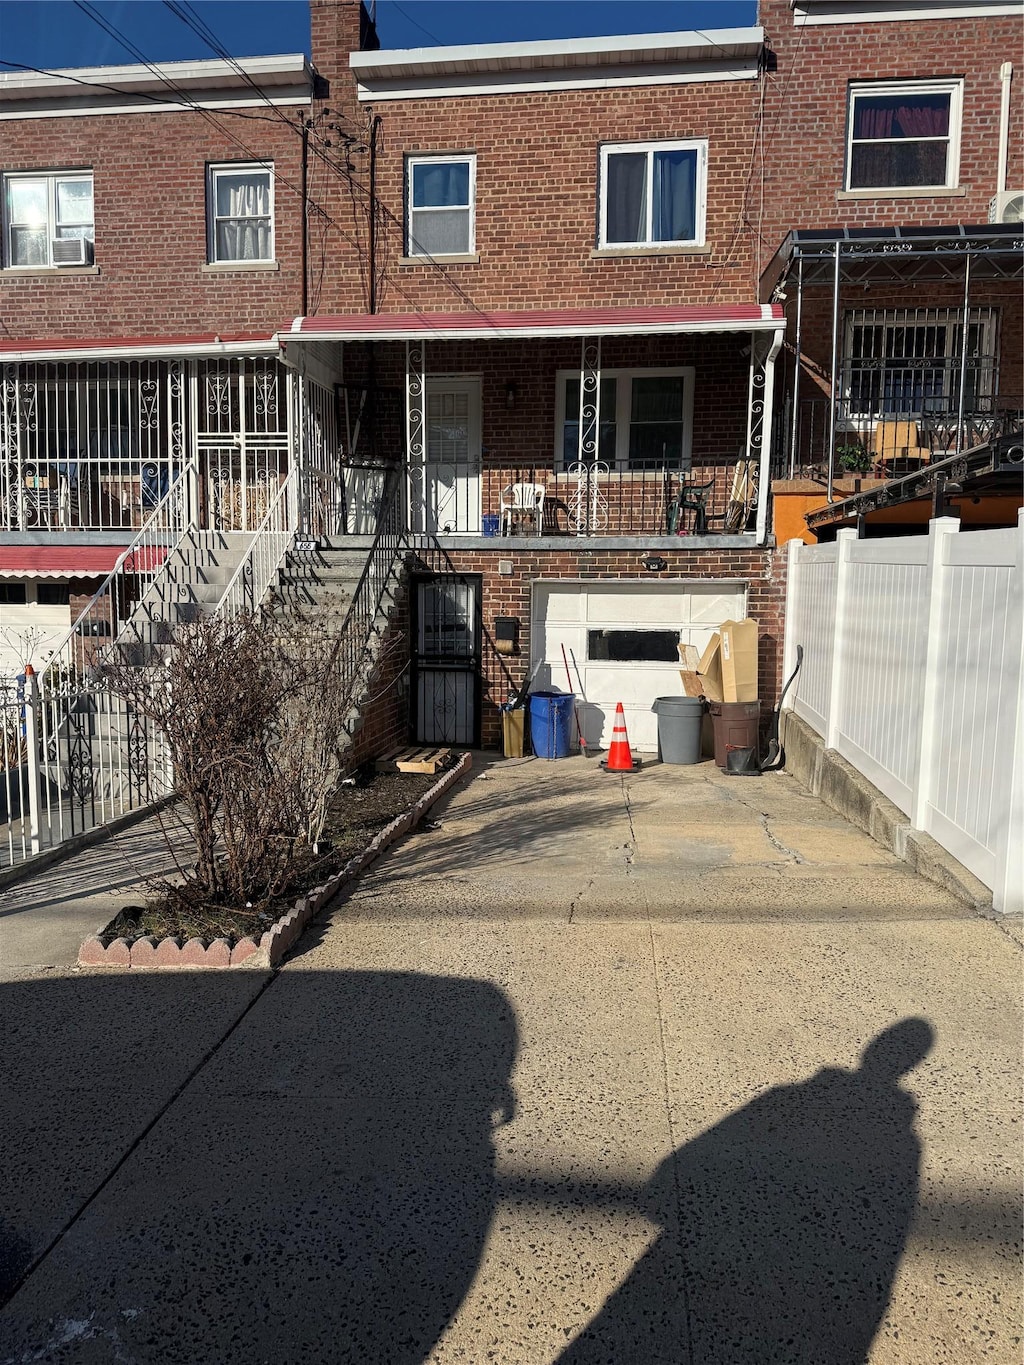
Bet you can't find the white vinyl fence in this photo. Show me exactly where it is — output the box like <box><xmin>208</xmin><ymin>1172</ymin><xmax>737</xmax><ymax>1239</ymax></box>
<box><xmin>783</xmin><ymin>510</ymin><xmax>1024</xmax><ymax>914</ymax></box>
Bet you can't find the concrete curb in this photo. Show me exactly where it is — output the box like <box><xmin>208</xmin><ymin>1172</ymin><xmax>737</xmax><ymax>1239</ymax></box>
<box><xmin>77</xmin><ymin>752</ymin><xmax>473</xmax><ymax>970</ymax></box>
<box><xmin>779</xmin><ymin>711</ymin><xmax>993</xmax><ymax>912</ymax></box>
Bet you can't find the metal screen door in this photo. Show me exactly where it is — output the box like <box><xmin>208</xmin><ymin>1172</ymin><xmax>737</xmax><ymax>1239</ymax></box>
<box><xmin>412</xmin><ymin>574</ymin><xmax>481</xmax><ymax>746</ymax></box>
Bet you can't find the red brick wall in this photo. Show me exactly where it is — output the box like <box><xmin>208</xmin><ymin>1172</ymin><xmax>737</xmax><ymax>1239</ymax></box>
<box><xmin>1</xmin><ymin>114</ymin><xmax>309</xmax><ymax>340</ymax></box>
<box><xmin>314</xmin><ymin>74</ymin><xmax>765</xmax><ymax>314</ymax></box>
<box><xmin>410</xmin><ymin>545</ymin><xmax>788</xmax><ymax>750</ymax></box>
<box><xmin>758</xmin><ymin>0</ymin><xmax>1024</xmax><ymax>254</ymax></box>
<box><xmin>349</xmin><ymin>577</ymin><xmax>412</xmax><ymax>765</ymax></box>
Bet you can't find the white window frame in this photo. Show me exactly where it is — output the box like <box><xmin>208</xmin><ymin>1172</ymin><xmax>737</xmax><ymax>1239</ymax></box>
<box><xmin>554</xmin><ymin>367</ymin><xmax>696</xmax><ymax>471</ymax></box>
<box><xmin>406</xmin><ymin>154</ymin><xmax>476</xmax><ymax>258</ymax></box>
<box><xmin>599</xmin><ymin>140</ymin><xmax>707</xmax><ymax>249</ymax></box>
<box><xmin>845</xmin><ymin>79</ymin><xmax>963</xmax><ymax>192</ymax></box>
<box><xmin>206</xmin><ymin>161</ymin><xmax>275</xmax><ymax>264</ymax></box>
<box><xmin>2</xmin><ymin>169</ymin><xmax>94</xmax><ymax>268</ymax></box>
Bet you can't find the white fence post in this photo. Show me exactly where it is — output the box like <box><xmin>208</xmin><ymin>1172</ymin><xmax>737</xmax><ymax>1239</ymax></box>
<box><xmin>911</xmin><ymin>516</ymin><xmax>960</xmax><ymax>830</ymax></box>
<box><xmin>22</xmin><ymin>665</ymin><xmax>42</xmax><ymax>857</ymax></box>
<box><xmin>825</xmin><ymin>527</ymin><xmax>857</xmax><ymax>750</ymax></box>
<box><xmin>781</xmin><ymin>537</ymin><xmax>804</xmax><ymax>708</ymax></box>
<box><xmin>994</xmin><ymin>508</ymin><xmax>1024</xmax><ymax>915</ymax></box>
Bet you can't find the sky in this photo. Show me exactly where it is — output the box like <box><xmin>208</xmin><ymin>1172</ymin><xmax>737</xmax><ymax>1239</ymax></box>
<box><xmin>0</xmin><ymin>1</ymin><xmax>757</xmax><ymax>73</ymax></box>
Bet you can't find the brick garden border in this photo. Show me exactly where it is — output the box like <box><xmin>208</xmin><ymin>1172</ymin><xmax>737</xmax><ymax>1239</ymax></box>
<box><xmin>78</xmin><ymin>753</ymin><xmax>473</xmax><ymax>970</ymax></box>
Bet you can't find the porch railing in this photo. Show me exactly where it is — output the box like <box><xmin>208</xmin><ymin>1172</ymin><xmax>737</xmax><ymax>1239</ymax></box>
<box><xmin>1</xmin><ymin>467</ymin><xmax>196</xmax><ymax>870</ymax></box>
<box><xmin>787</xmin><ymin>397</ymin><xmax>1024</xmax><ymax>478</ymax></box>
<box><xmin>217</xmin><ymin>468</ymin><xmax>299</xmax><ymax>618</ymax></box>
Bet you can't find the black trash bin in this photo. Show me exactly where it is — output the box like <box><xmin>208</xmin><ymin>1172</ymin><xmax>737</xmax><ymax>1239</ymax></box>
<box><xmin>652</xmin><ymin>696</ymin><xmax>705</xmax><ymax>765</ymax></box>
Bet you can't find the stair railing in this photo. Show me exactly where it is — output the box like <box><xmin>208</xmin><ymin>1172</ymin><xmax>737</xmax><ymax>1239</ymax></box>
<box><xmin>216</xmin><ymin>467</ymin><xmax>299</xmax><ymax>618</ymax></box>
<box><xmin>14</xmin><ymin>462</ymin><xmax>198</xmax><ymax>861</ymax></box>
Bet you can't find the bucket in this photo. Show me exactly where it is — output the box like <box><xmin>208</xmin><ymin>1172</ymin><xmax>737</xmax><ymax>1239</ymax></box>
<box><xmin>708</xmin><ymin>700</ymin><xmax>761</xmax><ymax>769</ymax></box>
<box><xmin>529</xmin><ymin>691</ymin><xmax>574</xmax><ymax>759</ymax></box>
<box><xmin>652</xmin><ymin>695</ymin><xmax>704</xmax><ymax>765</ymax></box>
<box><xmin>482</xmin><ymin>513</ymin><xmax>500</xmax><ymax>537</ymax></box>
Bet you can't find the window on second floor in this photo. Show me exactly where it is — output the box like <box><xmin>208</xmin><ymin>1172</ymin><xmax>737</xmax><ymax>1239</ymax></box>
<box><xmin>846</xmin><ymin>80</ymin><xmax>962</xmax><ymax>191</ymax></box>
<box><xmin>2</xmin><ymin>170</ymin><xmax>94</xmax><ymax>267</ymax></box>
<box><xmin>406</xmin><ymin>155</ymin><xmax>475</xmax><ymax>257</ymax></box>
<box><xmin>599</xmin><ymin>141</ymin><xmax>707</xmax><ymax>248</ymax></box>
<box><xmin>207</xmin><ymin>163</ymin><xmax>274</xmax><ymax>263</ymax></box>
<box><xmin>557</xmin><ymin>368</ymin><xmax>695</xmax><ymax>470</ymax></box>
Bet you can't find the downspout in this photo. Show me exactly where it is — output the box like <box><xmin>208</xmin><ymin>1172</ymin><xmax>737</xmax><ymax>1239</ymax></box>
<box><xmin>997</xmin><ymin>62</ymin><xmax>1013</xmax><ymax>195</ymax></box>
<box><xmin>300</xmin><ymin>117</ymin><xmax>309</xmax><ymax>318</ymax></box>
<box><xmin>755</xmin><ymin>327</ymin><xmax>785</xmax><ymax>546</ymax></box>
<box><xmin>827</xmin><ymin>240</ymin><xmax>841</xmax><ymax>504</ymax></box>
<box><xmin>789</xmin><ymin>255</ymin><xmax>804</xmax><ymax>478</ymax></box>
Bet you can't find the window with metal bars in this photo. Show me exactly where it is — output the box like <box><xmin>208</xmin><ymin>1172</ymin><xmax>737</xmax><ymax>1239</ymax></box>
<box><xmin>842</xmin><ymin>308</ymin><xmax>997</xmax><ymax>420</ymax></box>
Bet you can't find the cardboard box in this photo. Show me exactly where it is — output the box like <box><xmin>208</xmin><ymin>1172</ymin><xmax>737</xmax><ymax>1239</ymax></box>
<box><xmin>677</xmin><ymin>643</ymin><xmax>705</xmax><ymax>697</ymax></box>
<box><xmin>696</xmin><ymin>633</ymin><xmax>724</xmax><ymax>703</ymax></box>
<box><xmin>719</xmin><ymin>618</ymin><xmax>759</xmax><ymax>702</ymax></box>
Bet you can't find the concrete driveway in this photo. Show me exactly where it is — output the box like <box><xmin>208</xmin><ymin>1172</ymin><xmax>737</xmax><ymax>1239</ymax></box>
<box><xmin>0</xmin><ymin>755</ymin><xmax>1020</xmax><ymax>1363</ymax></box>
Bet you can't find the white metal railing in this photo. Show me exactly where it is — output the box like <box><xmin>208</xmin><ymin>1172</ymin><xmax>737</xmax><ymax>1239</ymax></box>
<box><xmin>217</xmin><ymin>468</ymin><xmax>298</xmax><ymax>617</ymax></box>
<box><xmin>0</xmin><ymin>466</ymin><xmax>196</xmax><ymax>871</ymax></box>
<box><xmin>783</xmin><ymin>511</ymin><xmax>1024</xmax><ymax>914</ymax></box>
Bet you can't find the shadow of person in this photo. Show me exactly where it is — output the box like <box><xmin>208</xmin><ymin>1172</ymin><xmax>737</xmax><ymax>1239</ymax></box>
<box><xmin>558</xmin><ymin>1018</ymin><xmax>935</xmax><ymax>1365</ymax></box>
<box><xmin>0</xmin><ymin>970</ymin><xmax>517</xmax><ymax>1364</ymax></box>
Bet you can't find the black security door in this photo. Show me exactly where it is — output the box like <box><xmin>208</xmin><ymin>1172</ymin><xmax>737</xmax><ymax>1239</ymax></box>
<box><xmin>411</xmin><ymin>574</ymin><xmax>481</xmax><ymax>746</ymax></box>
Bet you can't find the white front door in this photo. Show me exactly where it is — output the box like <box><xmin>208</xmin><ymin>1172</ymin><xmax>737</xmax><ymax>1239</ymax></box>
<box><xmin>414</xmin><ymin>379</ymin><xmax>481</xmax><ymax>535</ymax></box>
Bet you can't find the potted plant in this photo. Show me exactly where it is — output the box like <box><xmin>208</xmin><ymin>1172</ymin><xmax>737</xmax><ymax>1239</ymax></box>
<box><xmin>834</xmin><ymin>443</ymin><xmax>872</xmax><ymax>476</ymax></box>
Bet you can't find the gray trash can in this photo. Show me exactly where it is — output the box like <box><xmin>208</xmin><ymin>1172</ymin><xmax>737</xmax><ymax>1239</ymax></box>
<box><xmin>652</xmin><ymin>696</ymin><xmax>705</xmax><ymax>765</ymax></box>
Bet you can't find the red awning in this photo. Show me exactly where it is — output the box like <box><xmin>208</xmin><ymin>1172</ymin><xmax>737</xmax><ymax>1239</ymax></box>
<box><xmin>283</xmin><ymin>303</ymin><xmax>784</xmax><ymax>343</ymax></box>
<box><xmin>0</xmin><ymin>333</ymin><xmax>281</xmax><ymax>363</ymax></box>
<box><xmin>0</xmin><ymin>545</ymin><xmax>166</xmax><ymax>579</ymax></box>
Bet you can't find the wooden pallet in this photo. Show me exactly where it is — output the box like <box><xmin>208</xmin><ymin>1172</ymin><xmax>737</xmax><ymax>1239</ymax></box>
<box><xmin>375</xmin><ymin>745</ymin><xmax>452</xmax><ymax>775</ymax></box>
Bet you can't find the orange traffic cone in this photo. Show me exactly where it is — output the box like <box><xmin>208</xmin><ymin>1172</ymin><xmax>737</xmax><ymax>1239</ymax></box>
<box><xmin>600</xmin><ymin>702</ymin><xmax>641</xmax><ymax>772</ymax></box>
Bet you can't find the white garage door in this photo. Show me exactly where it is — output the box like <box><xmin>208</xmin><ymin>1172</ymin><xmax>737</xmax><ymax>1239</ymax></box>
<box><xmin>532</xmin><ymin>581</ymin><xmax>746</xmax><ymax>752</ymax></box>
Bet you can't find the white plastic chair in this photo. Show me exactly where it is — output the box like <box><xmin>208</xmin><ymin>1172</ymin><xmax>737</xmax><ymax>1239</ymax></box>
<box><xmin>499</xmin><ymin>482</ymin><xmax>545</xmax><ymax>536</ymax></box>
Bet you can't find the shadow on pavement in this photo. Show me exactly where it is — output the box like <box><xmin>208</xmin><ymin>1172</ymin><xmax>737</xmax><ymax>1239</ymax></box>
<box><xmin>1</xmin><ymin>969</ymin><xmax>935</xmax><ymax>1363</ymax></box>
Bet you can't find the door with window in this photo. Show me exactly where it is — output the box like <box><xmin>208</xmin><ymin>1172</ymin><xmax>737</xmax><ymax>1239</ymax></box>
<box><xmin>410</xmin><ymin>379</ymin><xmax>481</xmax><ymax>535</ymax></box>
<box><xmin>412</xmin><ymin>574</ymin><xmax>481</xmax><ymax>746</ymax></box>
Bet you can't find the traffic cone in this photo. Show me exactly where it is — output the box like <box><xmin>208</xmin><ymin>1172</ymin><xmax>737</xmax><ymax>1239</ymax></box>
<box><xmin>601</xmin><ymin>702</ymin><xmax>641</xmax><ymax>772</ymax></box>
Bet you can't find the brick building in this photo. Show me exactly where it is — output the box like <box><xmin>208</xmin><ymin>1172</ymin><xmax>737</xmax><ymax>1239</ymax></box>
<box><xmin>758</xmin><ymin>0</ymin><xmax>1023</xmax><ymax>541</ymax></box>
<box><xmin>2</xmin><ymin>0</ymin><xmax>1020</xmax><ymax>759</ymax></box>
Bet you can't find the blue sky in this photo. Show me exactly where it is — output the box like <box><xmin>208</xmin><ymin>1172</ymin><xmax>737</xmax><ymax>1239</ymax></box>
<box><xmin>0</xmin><ymin>1</ymin><xmax>757</xmax><ymax>72</ymax></box>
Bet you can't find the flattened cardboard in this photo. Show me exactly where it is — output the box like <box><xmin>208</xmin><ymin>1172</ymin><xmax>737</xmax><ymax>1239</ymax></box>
<box><xmin>677</xmin><ymin>643</ymin><xmax>705</xmax><ymax>697</ymax></box>
<box><xmin>696</xmin><ymin>633</ymin><xmax>724</xmax><ymax>703</ymax></box>
<box><xmin>719</xmin><ymin>618</ymin><xmax>759</xmax><ymax>702</ymax></box>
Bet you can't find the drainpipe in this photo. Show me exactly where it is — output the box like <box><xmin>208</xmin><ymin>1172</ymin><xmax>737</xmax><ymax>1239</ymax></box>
<box><xmin>997</xmin><ymin>63</ymin><xmax>1013</xmax><ymax>195</ymax></box>
<box><xmin>789</xmin><ymin>255</ymin><xmax>804</xmax><ymax>478</ymax></box>
<box><xmin>300</xmin><ymin>117</ymin><xmax>309</xmax><ymax>318</ymax></box>
<box><xmin>827</xmin><ymin>241</ymin><xmax>841</xmax><ymax>504</ymax></box>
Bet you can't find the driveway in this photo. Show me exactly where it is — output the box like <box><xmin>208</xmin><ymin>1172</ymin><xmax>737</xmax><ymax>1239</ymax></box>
<box><xmin>0</xmin><ymin>755</ymin><xmax>1020</xmax><ymax>1363</ymax></box>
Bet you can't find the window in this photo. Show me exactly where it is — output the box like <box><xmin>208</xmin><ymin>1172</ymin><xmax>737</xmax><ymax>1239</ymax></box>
<box><xmin>0</xmin><ymin>584</ymin><xmax>27</xmax><ymax>605</ymax></box>
<box><xmin>843</xmin><ymin>308</ymin><xmax>997</xmax><ymax>419</ymax></box>
<box><xmin>599</xmin><ymin>141</ymin><xmax>706</xmax><ymax>248</ymax></box>
<box><xmin>36</xmin><ymin>583</ymin><xmax>70</xmax><ymax>606</ymax></box>
<box><xmin>207</xmin><ymin>163</ymin><xmax>273</xmax><ymax>262</ymax></box>
<box><xmin>557</xmin><ymin>368</ymin><xmax>694</xmax><ymax>470</ymax></box>
<box><xmin>406</xmin><ymin>155</ymin><xmax>475</xmax><ymax>257</ymax></box>
<box><xmin>846</xmin><ymin>81</ymin><xmax>962</xmax><ymax>190</ymax></box>
<box><xmin>3</xmin><ymin>171</ymin><xmax>93</xmax><ymax>267</ymax></box>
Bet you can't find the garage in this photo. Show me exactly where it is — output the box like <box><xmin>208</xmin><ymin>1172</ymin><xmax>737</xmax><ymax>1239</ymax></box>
<box><xmin>531</xmin><ymin>580</ymin><xmax>747</xmax><ymax>752</ymax></box>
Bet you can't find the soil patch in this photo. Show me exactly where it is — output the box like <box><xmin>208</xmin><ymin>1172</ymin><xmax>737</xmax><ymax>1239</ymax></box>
<box><xmin>99</xmin><ymin>769</ymin><xmax>439</xmax><ymax>949</ymax></box>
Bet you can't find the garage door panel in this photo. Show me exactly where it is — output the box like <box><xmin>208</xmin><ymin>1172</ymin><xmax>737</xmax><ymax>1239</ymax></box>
<box><xmin>534</xmin><ymin>581</ymin><xmax>745</xmax><ymax>752</ymax></box>
<box><xmin>689</xmin><ymin>588</ymin><xmax>747</xmax><ymax>624</ymax></box>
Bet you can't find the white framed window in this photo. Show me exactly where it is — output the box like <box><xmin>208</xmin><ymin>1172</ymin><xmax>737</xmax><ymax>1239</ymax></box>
<box><xmin>406</xmin><ymin>155</ymin><xmax>475</xmax><ymax>257</ymax></box>
<box><xmin>846</xmin><ymin>80</ymin><xmax>962</xmax><ymax>191</ymax></box>
<box><xmin>842</xmin><ymin>307</ymin><xmax>997</xmax><ymax>419</ymax></box>
<box><xmin>2</xmin><ymin>170</ymin><xmax>93</xmax><ymax>267</ymax></box>
<box><xmin>207</xmin><ymin>162</ymin><xmax>274</xmax><ymax>263</ymax></box>
<box><xmin>599</xmin><ymin>141</ymin><xmax>707</xmax><ymax>248</ymax></box>
<box><xmin>555</xmin><ymin>367</ymin><xmax>695</xmax><ymax>471</ymax></box>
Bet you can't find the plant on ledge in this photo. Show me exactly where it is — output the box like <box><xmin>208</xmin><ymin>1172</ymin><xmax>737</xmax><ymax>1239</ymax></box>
<box><xmin>834</xmin><ymin>443</ymin><xmax>873</xmax><ymax>476</ymax></box>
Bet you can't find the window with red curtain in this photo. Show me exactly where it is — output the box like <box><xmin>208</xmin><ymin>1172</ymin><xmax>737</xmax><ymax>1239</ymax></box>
<box><xmin>847</xmin><ymin>82</ymin><xmax>960</xmax><ymax>190</ymax></box>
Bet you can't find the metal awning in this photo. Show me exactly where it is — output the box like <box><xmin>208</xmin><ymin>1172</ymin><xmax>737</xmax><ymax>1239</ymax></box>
<box><xmin>0</xmin><ymin>546</ymin><xmax>167</xmax><ymax>578</ymax></box>
<box><xmin>764</xmin><ymin>224</ymin><xmax>1024</xmax><ymax>293</ymax></box>
<box><xmin>282</xmin><ymin>303</ymin><xmax>783</xmax><ymax>344</ymax></box>
<box><xmin>0</xmin><ymin>334</ymin><xmax>281</xmax><ymax>364</ymax></box>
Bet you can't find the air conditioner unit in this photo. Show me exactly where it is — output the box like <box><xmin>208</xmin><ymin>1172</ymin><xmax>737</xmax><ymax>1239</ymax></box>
<box><xmin>988</xmin><ymin>190</ymin><xmax>1024</xmax><ymax>224</ymax></box>
<box><xmin>51</xmin><ymin>237</ymin><xmax>91</xmax><ymax>266</ymax></box>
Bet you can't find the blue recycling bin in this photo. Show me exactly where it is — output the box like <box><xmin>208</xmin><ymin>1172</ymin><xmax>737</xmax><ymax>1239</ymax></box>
<box><xmin>529</xmin><ymin>691</ymin><xmax>575</xmax><ymax>759</ymax></box>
